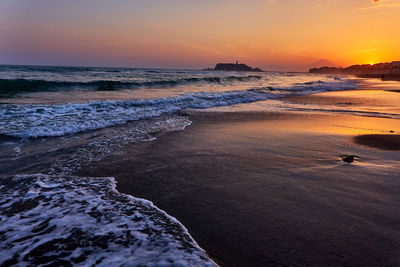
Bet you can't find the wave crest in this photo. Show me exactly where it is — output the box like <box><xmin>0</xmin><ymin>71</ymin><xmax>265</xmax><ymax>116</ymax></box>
<box><xmin>0</xmin><ymin>75</ymin><xmax>263</xmax><ymax>96</ymax></box>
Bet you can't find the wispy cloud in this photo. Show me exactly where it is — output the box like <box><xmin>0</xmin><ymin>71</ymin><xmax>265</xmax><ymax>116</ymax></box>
<box><xmin>362</xmin><ymin>0</ymin><xmax>400</xmax><ymax>10</ymax></box>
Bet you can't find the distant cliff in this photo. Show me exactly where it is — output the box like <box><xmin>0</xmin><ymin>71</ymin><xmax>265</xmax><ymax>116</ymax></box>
<box><xmin>309</xmin><ymin>61</ymin><xmax>400</xmax><ymax>80</ymax></box>
<box><xmin>212</xmin><ymin>62</ymin><xmax>263</xmax><ymax>72</ymax></box>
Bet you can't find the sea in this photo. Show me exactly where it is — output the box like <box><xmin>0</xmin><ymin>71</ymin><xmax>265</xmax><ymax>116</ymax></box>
<box><xmin>0</xmin><ymin>64</ymin><xmax>375</xmax><ymax>266</ymax></box>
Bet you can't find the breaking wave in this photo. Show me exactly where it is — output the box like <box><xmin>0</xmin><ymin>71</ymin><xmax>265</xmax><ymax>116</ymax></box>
<box><xmin>0</xmin><ymin>79</ymin><xmax>358</xmax><ymax>138</ymax></box>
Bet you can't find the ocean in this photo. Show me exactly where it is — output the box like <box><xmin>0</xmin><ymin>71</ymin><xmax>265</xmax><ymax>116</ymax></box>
<box><xmin>0</xmin><ymin>64</ymin><xmax>389</xmax><ymax>266</ymax></box>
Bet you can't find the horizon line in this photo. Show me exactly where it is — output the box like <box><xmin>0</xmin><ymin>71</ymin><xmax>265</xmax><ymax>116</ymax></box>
<box><xmin>0</xmin><ymin>63</ymin><xmax>306</xmax><ymax>73</ymax></box>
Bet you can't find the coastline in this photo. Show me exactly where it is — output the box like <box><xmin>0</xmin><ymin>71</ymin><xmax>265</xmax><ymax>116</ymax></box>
<box><xmin>80</xmin><ymin>88</ymin><xmax>400</xmax><ymax>266</ymax></box>
<box><xmin>3</xmin><ymin>66</ymin><xmax>400</xmax><ymax>265</ymax></box>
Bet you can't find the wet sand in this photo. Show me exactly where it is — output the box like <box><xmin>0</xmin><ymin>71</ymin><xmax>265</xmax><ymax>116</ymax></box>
<box><xmin>354</xmin><ymin>134</ymin><xmax>400</xmax><ymax>150</ymax></box>
<box><xmin>81</xmin><ymin>90</ymin><xmax>400</xmax><ymax>266</ymax></box>
<box><xmin>284</xmin><ymin>89</ymin><xmax>400</xmax><ymax>151</ymax></box>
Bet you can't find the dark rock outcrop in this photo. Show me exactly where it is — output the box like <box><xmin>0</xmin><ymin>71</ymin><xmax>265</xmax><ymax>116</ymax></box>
<box><xmin>341</xmin><ymin>155</ymin><xmax>357</xmax><ymax>163</ymax></box>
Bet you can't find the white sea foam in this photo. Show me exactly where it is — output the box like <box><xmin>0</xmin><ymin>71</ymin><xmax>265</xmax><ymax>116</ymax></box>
<box><xmin>0</xmin><ymin>174</ymin><xmax>216</xmax><ymax>266</ymax></box>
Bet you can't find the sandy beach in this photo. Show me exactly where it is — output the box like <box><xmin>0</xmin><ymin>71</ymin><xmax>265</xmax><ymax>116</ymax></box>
<box><xmin>79</xmin><ymin>88</ymin><xmax>400</xmax><ymax>266</ymax></box>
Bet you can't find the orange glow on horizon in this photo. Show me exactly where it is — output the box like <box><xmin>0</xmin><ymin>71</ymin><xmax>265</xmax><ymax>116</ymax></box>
<box><xmin>1</xmin><ymin>0</ymin><xmax>400</xmax><ymax>70</ymax></box>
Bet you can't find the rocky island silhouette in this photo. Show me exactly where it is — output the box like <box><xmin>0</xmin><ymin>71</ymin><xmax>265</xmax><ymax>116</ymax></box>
<box><xmin>207</xmin><ymin>61</ymin><xmax>263</xmax><ymax>72</ymax></box>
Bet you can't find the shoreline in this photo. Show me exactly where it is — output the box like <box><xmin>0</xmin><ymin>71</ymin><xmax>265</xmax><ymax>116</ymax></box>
<box><xmin>81</xmin><ymin>89</ymin><xmax>400</xmax><ymax>266</ymax></box>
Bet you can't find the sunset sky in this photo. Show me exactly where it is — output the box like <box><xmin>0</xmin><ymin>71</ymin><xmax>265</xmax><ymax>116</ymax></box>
<box><xmin>1</xmin><ymin>0</ymin><xmax>399</xmax><ymax>71</ymax></box>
